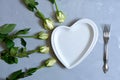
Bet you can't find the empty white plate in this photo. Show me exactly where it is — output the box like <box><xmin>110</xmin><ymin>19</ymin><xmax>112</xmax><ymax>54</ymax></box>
<box><xmin>51</xmin><ymin>19</ymin><xmax>98</xmax><ymax>69</ymax></box>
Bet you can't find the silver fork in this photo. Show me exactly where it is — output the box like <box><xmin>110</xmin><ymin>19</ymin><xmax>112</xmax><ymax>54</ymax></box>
<box><xmin>103</xmin><ymin>24</ymin><xmax>111</xmax><ymax>73</ymax></box>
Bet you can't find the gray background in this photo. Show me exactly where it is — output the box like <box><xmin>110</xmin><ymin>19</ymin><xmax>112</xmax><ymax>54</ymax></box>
<box><xmin>0</xmin><ymin>0</ymin><xmax>120</xmax><ymax>80</ymax></box>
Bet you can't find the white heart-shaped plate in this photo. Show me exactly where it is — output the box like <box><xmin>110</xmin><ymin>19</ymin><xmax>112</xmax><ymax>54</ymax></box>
<box><xmin>51</xmin><ymin>19</ymin><xmax>98</xmax><ymax>69</ymax></box>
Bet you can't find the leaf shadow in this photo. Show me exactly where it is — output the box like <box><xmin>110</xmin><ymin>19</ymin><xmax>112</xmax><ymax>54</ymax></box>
<box><xmin>37</xmin><ymin>19</ymin><xmax>45</xmax><ymax>29</ymax></box>
<box><xmin>50</xmin><ymin>10</ymin><xmax>58</xmax><ymax>23</ymax></box>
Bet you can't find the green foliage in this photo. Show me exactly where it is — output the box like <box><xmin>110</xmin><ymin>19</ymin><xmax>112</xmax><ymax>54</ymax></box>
<box><xmin>0</xmin><ymin>24</ymin><xmax>16</xmax><ymax>34</ymax></box>
<box><xmin>6</xmin><ymin>68</ymin><xmax>38</xmax><ymax>80</ymax></box>
<box><xmin>16</xmin><ymin>48</ymin><xmax>28</xmax><ymax>58</ymax></box>
<box><xmin>24</xmin><ymin>68</ymin><xmax>38</xmax><ymax>77</ymax></box>
<box><xmin>1</xmin><ymin>51</ymin><xmax>18</xmax><ymax>64</ymax></box>
<box><xmin>23</xmin><ymin>0</ymin><xmax>38</xmax><ymax>11</ymax></box>
<box><xmin>20</xmin><ymin>38</ymin><xmax>26</xmax><ymax>47</ymax></box>
<box><xmin>15</xmin><ymin>28</ymin><xmax>30</xmax><ymax>35</ymax></box>
<box><xmin>6</xmin><ymin>58</ymin><xmax>56</xmax><ymax>79</ymax></box>
<box><xmin>6</xmin><ymin>70</ymin><xmax>24</xmax><ymax>80</ymax></box>
<box><xmin>35</xmin><ymin>10</ymin><xmax>45</xmax><ymax>20</ymax></box>
<box><xmin>0</xmin><ymin>33</ymin><xmax>7</xmax><ymax>43</ymax></box>
<box><xmin>4</xmin><ymin>39</ymin><xmax>15</xmax><ymax>48</ymax></box>
<box><xmin>10</xmin><ymin>47</ymin><xmax>19</xmax><ymax>56</ymax></box>
<box><xmin>0</xmin><ymin>24</ymin><xmax>30</xmax><ymax>63</ymax></box>
<box><xmin>49</xmin><ymin>0</ymin><xmax>55</xmax><ymax>4</ymax></box>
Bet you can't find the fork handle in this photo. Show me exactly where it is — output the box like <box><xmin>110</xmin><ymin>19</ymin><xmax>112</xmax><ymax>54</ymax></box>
<box><xmin>103</xmin><ymin>42</ymin><xmax>109</xmax><ymax>73</ymax></box>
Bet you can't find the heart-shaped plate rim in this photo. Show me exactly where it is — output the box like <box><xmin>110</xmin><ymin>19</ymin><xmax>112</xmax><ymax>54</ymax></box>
<box><xmin>51</xmin><ymin>18</ymin><xmax>98</xmax><ymax>69</ymax></box>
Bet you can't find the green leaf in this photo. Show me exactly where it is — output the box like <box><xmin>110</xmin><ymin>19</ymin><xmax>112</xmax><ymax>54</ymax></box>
<box><xmin>16</xmin><ymin>48</ymin><xmax>28</xmax><ymax>58</ymax></box>
<box><xmin>20</xmin><ymin>38</ymin><xmax>26</xmax><ymax>47</ymax></box>
<box><xmin>4</xmin><ymin>39</ymin><xmax>14</xmax><ymax>48</ymax></box>
<box><xmin>0</xmin><ymin>33</ymin><xmax>8</xmax><ymax>38</ymax></box>
<box><xmin>0</xmin><ymin>48</ymin><xmax>18</xmax><ymax>64</ymax></box>
<box><xmin>0</xmin><ymin>33</ymin><xmax>8</xmax><ymax>43</ymax></box>
<box><xmin>0</xmin><ymin>24</ymin><xmax>16</xmax><ymax>34</ymax></box>
<box><xmin>18</xmin><ymin>47</ymin><xmax>27</xmax><ymax>54</ymax></box>
<box><xmin>15</xmin><ymin>28</ymin><xmax>30</xmax><ymax>35</ymax></box>
<box><xmin>6</xmin><ymin>68</ymin><xmax>38</xmax><ymax>80</ymax></box>
<box><xmin>1</xmin><ymin>54</ymin><xmax>18</xmax><ymax>64</ymax></box>
<box><xmin>1</xmin><ymin>51</ymin><xmax>14</xmax><ymax>64</ymax></box>
<box><xmin>10</xmin><ymin>47</ymin><xmax>18</xmax><ymax>56</ymax></box>
<box><xmin>19</xmin><ymin>47</ymin><xmax>26</xmax><ymax>53</ymax></box>
<box><xmin>23</xmin><ymin>0</ymin><xmax>38</xmax><ymax>11</ymax></box>
<box><xmin>24</xmin><ymin>68</ymin><xmax>38</xmax><ymax>77</ymax></box>
<box><xmin>6</xmin><ymin>70</ymin><xmax>23</xmax><ymax>80</ymax></box>
<box><xmin>49</xmin><ymin>0</ymin><xmax>55</xmax><ymax>4</ymax></box>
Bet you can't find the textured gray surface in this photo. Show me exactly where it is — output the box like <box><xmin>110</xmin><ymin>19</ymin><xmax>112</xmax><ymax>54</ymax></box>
<box><xmin>0</xmin><ymin>0</ymin><xmax>120</xmax><ymax>80</ymax></box>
